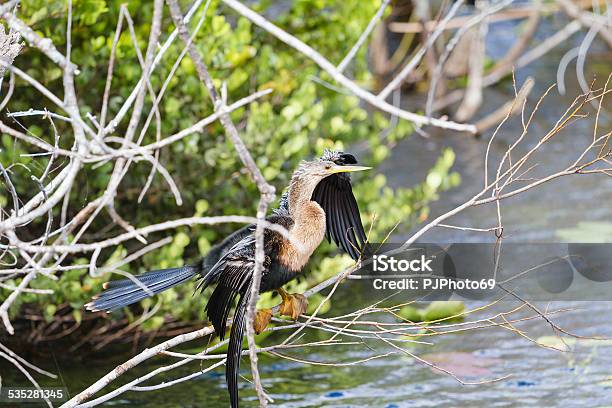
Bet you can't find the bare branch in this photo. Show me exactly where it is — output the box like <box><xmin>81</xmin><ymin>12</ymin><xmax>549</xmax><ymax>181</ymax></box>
<box><xmin>166</xmin><ymin>1</ymin><xmax>274</xmax><ymax>403</ymax></box>
<box><xmin>337</xmin><ymin>0</ymin><xmax>390</xmax><ymax>73</ymax></box>
<box><xmin>221</xmin><ymin>0</ymin><xmax>477</xmax><ymax>133</ymax></box>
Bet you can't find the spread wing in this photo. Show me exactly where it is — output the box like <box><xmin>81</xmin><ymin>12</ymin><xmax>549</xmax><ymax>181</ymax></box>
<box><xmin>312</xmin><ymin>174</ymin><xmax>366</xmax><ymax>261</ymax></box>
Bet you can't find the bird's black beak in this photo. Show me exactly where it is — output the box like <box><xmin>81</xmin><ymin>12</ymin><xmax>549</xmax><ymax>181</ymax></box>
<box><xmin>328</xmin><ymin>164</ymin><xmax>371</xmax><ymax>174</ymax></box>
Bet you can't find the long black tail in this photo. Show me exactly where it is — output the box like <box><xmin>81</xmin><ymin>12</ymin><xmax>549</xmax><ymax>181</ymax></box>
<box><xmin>227</xmin><ymin>291</ymin><xmax>249</xmax><ymax>408</ymax></box>
<box><xmin>86</xmin><ymin>264</ymin><xmax>199</xmax><ymax>312</ymax></box>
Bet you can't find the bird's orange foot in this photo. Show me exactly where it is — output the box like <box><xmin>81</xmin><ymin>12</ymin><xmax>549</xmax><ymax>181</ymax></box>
<box><xmin>277</xmin><ymin>288</ymin><xmax>308</xmax><ymax>320</ymax></box>
<box><xmin>253</xmin><ymin>308</ymin><xmax>273</xmax><ymax>334</ymax></box>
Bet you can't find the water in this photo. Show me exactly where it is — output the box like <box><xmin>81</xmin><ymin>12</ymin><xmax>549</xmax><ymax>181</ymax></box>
<box><xmin>4</xmin><ymin>300</ymin><xmax>611</xmax><ymax>407</ymax></box>
<box><xmin>383</xmin><ymin>16</ymin><xmax>612</xmax><ymax>244</ymax></box>
<box><xmin>2</xmin><ymin>13</ymin><xmax>611</xmax><ymax>408</ymax></box>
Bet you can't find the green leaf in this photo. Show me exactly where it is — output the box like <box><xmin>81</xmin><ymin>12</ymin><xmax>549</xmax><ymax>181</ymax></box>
<box><xmin>72</xmin><ymin>309</ymin><xmax>82</xmax><ymax>324</ymax></box>
<box><xmin>556</xmin><ymin>222</ymin><xmax>612</xmax><ymax>243</ymax></box>
<box><xmin>143</xmin><ymin>316</ymin><xmax>165</xmax><ymax>331</ymax></box>
<box><xmin>398</xmin><ymin>305</ymin><xmax>423</xmax><ymax>322</ymax></box>
<box><xmin>422</xmin><ymin>301</ymin><xmax>465</xmax><ymax>322</ymax></box>
<box><xmin>174</xmin><ymin>232</ymin><xmax>190</xmax><ymax>248</ymax></box>
<box><xmin>43</xmin><ymin>304</ymin><xmax>57</xmax><ymax>323</ymax></box>
<box><xmin>211</xmin><ymin>15</ymin><xmax>230</xmax><ymax>36</ymax></box>
<box><xmin>195</xmin><ymin>199</ymin><xmax>209</xmax><ymax>216</ymax></box>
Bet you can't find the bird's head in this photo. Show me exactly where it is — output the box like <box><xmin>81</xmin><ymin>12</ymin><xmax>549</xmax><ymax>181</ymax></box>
<box><xmin>288</xmin><ymin>155</ymin><xmax>370</xmax><ymax>214</ymax></box>
<box><xmin>293</xmin><ymin>159</ymin><xmax>371</xmax><ymax>183</ymax></box>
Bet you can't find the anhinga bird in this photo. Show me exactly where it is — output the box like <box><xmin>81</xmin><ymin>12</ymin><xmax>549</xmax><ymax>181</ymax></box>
<box><xmin>86</xmin><ymin>150</ymin><xmax>369</xmax><ymax>407</ymax></box>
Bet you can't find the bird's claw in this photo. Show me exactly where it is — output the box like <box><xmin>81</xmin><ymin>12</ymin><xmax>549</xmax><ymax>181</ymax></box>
<box><xmin>278</xmin><ymin>288</ymin><xmax>308</xmax><ymax>320</ymax></box>
<box><xmin>253</xmin><ymin>308</ymin><xmax>272</xmax><ymax>334</ymax></box>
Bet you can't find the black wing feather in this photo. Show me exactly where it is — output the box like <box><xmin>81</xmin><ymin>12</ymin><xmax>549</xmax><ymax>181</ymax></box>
<box><xmin>203</xmin><ymin>234</ymin><xmax>256</xmax><ymax>338</ymax></box>
<box><xmin>334</xmin><ymin>185</ymin><xmax>354</xmax><ymax>259</ymax></box>
<box><xmin>345</xmin><ymin>185</ymin><xmax>367</xmax><ymax>245</ymax></box>
<box><xmin>319</xmin><ymin>179</ymin><xmax>334</xmax><ymax>244</ymax></box>
<box><xmin>329</xmin><ymin>183</ymin><xmax>344</xmax><ymax>250</ymax></box>
<box><xmin>338</xmin><ymin>191</ymin><xmax>359</xmax><ymax>260</ymax></box>
<box><xmin>206</xmin><ymin>261</ymin><xmax>251</xmax><ymax>339</ymax></box>
<box><xmin>312</xmin><ymin>174</ymin><xmax>366</xmax><ymax>261</ymax></box>
<box><xmin>227</xmin><ymin>290</ymin><xmax>250</xmax><ymax>408</ymax></box>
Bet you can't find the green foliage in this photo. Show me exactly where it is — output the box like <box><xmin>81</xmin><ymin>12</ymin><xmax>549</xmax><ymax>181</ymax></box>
<box><xmin>556</xmin><ymin>222</ymin><xmax>612</xmax><ymax>243</ymax></box>
<box><xmin>398</xmin><ymin>301</ymin><xmax>465</xmax><ymax>323</ymax></box>
<box><xmin>2</xmin><ymin>0</ymin><xmax>460</xmax><ymax>331</ymax></box>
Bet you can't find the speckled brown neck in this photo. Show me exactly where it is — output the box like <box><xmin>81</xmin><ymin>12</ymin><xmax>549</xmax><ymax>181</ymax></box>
<box><xmin>279</xmin><ymin>201</ymin><xmax>326</xmax><ymax>272</ymax></box>
<box><xmin>280</xmin><ymin>171</ymin><xmax>327</xmax><ymax>272</ymax></box>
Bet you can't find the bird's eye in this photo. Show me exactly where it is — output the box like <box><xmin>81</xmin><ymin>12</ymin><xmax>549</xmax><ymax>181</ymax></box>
<box><xmin>325</xmin><ymin>164</ymin><xmax>331</xmax><ymax>170</ymax></box>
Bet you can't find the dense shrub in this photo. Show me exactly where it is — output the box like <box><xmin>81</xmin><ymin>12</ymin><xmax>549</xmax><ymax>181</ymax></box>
<box><xmin>1</xmin><ymin>0</ymin><xmax>460</xmax><ymax>329</ymax></box>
